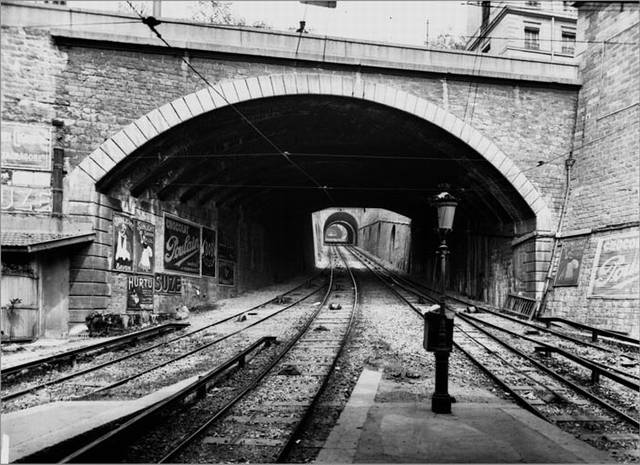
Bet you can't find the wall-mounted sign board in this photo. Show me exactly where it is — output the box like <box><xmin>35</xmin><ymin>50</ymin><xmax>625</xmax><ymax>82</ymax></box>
<box><xmin>163</xmin><ymin>214</ymin><xmax>201</xmax><ymax>276</ymax></box>
<box><xmin>1</xmin><ymin>122</ymin><xmax>52</xmax><ymax>170</ymax></box>
<box><xmin>588</xmin><ymin>233</ymin><xmax>639</xmax><ymax>299</ymax></box>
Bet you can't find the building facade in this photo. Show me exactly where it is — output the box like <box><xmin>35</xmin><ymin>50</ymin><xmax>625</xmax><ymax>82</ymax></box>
<box><xmin>466</xmin><ymin>1</ymin><xmax>578</xmax><ymax>63</ymax></box>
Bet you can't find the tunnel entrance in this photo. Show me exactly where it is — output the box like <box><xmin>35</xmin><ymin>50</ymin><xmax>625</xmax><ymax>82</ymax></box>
<box><xmin>323</xmin><ymin>211</ymin><xmax>358</xmax><ymax>245</ymax></box>
<box><xmin>69</xmin><ymin>74</ymin><xmax>554</xmax><ymax>317</ymax></box>
<box><xmin>313</xmin><ymin>208</ymin><xmax>411</xmax><ymax>270</ymax></box>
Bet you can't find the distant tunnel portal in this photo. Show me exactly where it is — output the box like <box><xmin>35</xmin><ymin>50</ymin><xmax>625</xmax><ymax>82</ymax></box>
<box><xmin>323</xmin><ymin>212</ymin><xmax>358</xmax><ymax>245</ymax></box>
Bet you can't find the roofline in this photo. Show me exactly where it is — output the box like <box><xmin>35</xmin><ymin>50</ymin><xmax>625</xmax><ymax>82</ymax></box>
<box><xmin>2</xmin><ymin>1</ymin><xmax>580</xmax><ymax>86</ymax></box>
<box><xmin>2</xmin><ymin>233</ymin><xmax>95</xmax><ymax>254</ymax></box>
<box><xmin>467</xmin><ymin>5</ymin><xmax>577</xmax><ymax>51</ymax></box>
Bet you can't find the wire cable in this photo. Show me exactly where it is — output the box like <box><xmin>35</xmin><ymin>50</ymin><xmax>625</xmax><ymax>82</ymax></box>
<box><xmin>125</xmin><ymin>1</ymin><xmax>334</xmax><ymax>202</ymax></box>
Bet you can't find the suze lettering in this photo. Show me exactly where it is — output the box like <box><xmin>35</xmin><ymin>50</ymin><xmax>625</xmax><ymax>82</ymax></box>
<box><xmin>154</xmin><ymin>273</ymin><xmax>182</xmax><ymax>294</ymax></box>
<box><xmin>164</xmin><ymin>235</ymin><xmax>199</xmax><ymax>266</ymax></box>
<box><xmin>1</xmin><ymin>186</ymin><xmax>51</xmax><ymax>212</ymax></box>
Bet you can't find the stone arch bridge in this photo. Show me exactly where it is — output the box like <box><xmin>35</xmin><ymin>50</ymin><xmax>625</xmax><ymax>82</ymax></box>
<box><xmin>2</xmin><ymin>1</ymin><xmax>599</xmax><ymax>335</ymax></box>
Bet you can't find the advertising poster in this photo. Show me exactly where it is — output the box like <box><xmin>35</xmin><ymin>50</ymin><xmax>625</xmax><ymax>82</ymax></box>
<box><xmin>154</xmin><ymin>273</ymin><xmax>182</xmax><ymax>294</ymax></box>
<box><xmin>0</xmin><ymin>122</ymin><xmax>51</xmax><ymax>170</ymax></box>
<box><xmin>554</xmin><ymin>238</ymin><xmax>587</xmax><ymax>287</ymax></box>
<box><xmin>163</xmin><ymin>215</ymin><xmax>201</xmax><ymax>275</ymax></box>
<box><xmin>113</xmin><ymin>214</ymin><xmax>134</xmax><ymax>272</ymax></box>
<box><xmin>201</xmin><ymin>227</ymin><xmax>217</xmax><ymax>277</ymax></box>
<box><xmin>589</xmin><ymin>234</ymin><xmax>639</xmax><ymax>298</ymax></box>
<box><xmin>218</xmin><ymin>230</ymin><xmax>236</xmax><ymax>262</ymax></box>
<box><xmin>134</xmin><ymin>220</ymin><xmax>155</xmax><ymax>274</ymax></box>
<box><xmin>218</xmin><ymin>259</ymin><xmax>235</xmax><ymax>286</ymax></box>
<box><xmin>127</xmin><ymin>275</ymin><xmax>154</xmax><ymax>311</ymax></box>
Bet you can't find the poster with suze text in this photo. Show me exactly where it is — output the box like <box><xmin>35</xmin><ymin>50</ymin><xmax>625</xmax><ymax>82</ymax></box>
<box><xmin>201</xmin><ymin>227</ymin><xmax>217</xmax><ymax>277</ymax></box>
<box><xmin>589</xmin><ymin>234</ymin><xmax>639</xmax><ymax>298</ymax></box>
<box><xmin>113</xmin><ymin>214</ymin><xmax>134</xmax><ymax>272</ymax></box>
<box><xmin>164</xmin><ymin>214</ymin><xmax>202</xmax><ymax>275</ymax></box>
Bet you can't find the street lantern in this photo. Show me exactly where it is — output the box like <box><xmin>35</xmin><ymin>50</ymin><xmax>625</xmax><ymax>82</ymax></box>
<box><xmin>424</xmin><ymin>189</ymin><xmax>457</xmax><ymax>414</ymax></box>
<box><xmin>435</xmin><ymin>191</ymin><xmax>458</xmax><ymax>232</ymax></box>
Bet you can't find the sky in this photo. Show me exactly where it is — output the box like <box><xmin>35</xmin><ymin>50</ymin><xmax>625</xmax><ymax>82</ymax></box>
<box><xmin>69</xmin><ymin>1</ymin><xmax>470</xmax><ymax>47</ymax></box>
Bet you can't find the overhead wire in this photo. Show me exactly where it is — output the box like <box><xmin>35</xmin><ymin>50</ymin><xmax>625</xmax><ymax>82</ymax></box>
<box><xmin>125</xmin><ymin>1</ymin><xmax>334</xmax><ymax>202</ymax></box>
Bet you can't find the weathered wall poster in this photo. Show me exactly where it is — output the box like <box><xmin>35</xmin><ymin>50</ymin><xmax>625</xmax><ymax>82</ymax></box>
<box><xmin>554</xmin><ymin>238</ymin><xmax>587</xmax><ymax>287</ymax></box>
<box><xmin>113</xmin><ymin>214</ymin><xmax>134</xmax><ymax>272</ymax></box>
<box><xmin>589</xmin><ymin>234</ymin><xmax>639</xmax><ymax>298</ymax></box>
<box><xmin>0</xmin><ymin>185</ymin><xmax>52</xmax><ymax>212</ymax></box>
<box><xmin>201</xmin><ymin>227</ymin><xmax>217</xmax><ymax>277</ymax></box>
<box><xmin>164</xmin><ymin>215</ymin><xmax>201</xmax><ymax>275</ymax></box>
<box><xmin>127</xmin><ymin>275</ymin><xmax>154</xmax><ymax>311</ymax></box>
<box><xmin>1</xmin><ymin>122</ymin><xmax>51</xmax><ymax>170</ymax></box>
<box><xmin>218</xmin><ymin>259</ymin><xmax>235</xmax><ymax>286</ymax></box>
<box><xmin>134</xmin><ymin>220</ymin><xmax>155</xmax><ymax>274</ymax></box>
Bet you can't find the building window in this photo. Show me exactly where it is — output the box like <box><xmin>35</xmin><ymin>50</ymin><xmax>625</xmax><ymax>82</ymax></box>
<box><xmin>562</xmin><ymin>31</ymin><xmax>576</xmax><ymax>54</ymax></box>
<box><xmin>562</xmin><ymin>1</ymin><xmax>573</xmax><ymax>12</ymax></box>
<box><xmin>524</xmin><ymin>27</ymin><xmax>540</xmax><ymax>50</ymax></box>
<box><xmin>525</xmin><ymin>1</ymin><xmax>540</xmax><ymax>7</ymax></box>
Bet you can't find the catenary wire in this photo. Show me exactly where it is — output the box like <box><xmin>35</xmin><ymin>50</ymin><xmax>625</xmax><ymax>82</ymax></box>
<box><xmin>125</xmin><ymin>1</ymin><xmax>334</xmax><ymax>202</ymax></box>
<box><xmin>117</xmin><ymin>1</ymin><xmax>635</xmax><ymax>184</ymax></box>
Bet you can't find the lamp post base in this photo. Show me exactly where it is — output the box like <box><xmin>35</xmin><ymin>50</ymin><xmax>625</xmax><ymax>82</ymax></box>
<box><xmin>431</xmin><ymin>392</ymin><xmax>452</xmax><ymax>414</ymax></box>
<box><xmin>431</xmin><ymin>348</ymin><xmax>452</xmax><ymax>414</ymax></box>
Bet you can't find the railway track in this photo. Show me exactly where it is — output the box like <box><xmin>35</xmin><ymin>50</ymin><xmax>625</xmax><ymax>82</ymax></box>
<box><xmin>1</xmin><ymin>322</ymin><xmax>189</xmax><ymax>381</ymax></box>
<box><xmin>344</xmin><ymin>245</ymin><xmax>639</xmax><ymax>462</ymax></box>
<box><xmin>2</xmin><ymin>274</ymin><xmax>328</xmax><ymax>413</ymax></box>
<box><xmin>55</xmin><ymin>247</ymin><xmax>358</xmax><ymax>463</ymax></box>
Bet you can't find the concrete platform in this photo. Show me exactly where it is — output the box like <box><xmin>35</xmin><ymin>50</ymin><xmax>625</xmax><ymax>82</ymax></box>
<box><xmin>316</xmin><ymin>369</ymin><xmax>613</xmax><ymax>463</ymax></box>
<box><xmin>1</xmin><ymin>375</ymin><xmax>197</xmax><ymax>463</ymax></box>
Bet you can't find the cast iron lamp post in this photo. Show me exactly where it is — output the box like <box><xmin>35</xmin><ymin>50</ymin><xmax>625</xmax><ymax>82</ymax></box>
<box><xmin>429</xmin><ymin>190</ymin><xmax>457</xmax><ymax>413</ymax></box>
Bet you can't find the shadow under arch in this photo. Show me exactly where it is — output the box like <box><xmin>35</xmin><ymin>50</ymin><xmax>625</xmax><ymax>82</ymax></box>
<box><xmin>68</xmin><ymin>73</ymin><xmax>552</xmax><ymax>231</ymax></box>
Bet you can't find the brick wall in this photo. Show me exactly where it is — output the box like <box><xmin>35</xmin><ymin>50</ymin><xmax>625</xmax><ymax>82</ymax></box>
<box><xmin>545</xmin><ymin>2</ymin><xmax>639</xmax><ymax>336</ymax></box>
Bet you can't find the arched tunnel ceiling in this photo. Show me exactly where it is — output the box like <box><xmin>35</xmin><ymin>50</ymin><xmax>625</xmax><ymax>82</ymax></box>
<box><xmin>100</xmin><ymin>95</ymin><xmax>535</xmax><ymax>229</ymax></box>
<box><xmin>323</xmin><ymin>212</ymin><xmax>359</xmax><ymax>244</ymax></box>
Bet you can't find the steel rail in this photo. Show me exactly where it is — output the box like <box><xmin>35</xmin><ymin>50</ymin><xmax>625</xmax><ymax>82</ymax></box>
<box><xmin>81</xmin><ymin>282</ymin><xmax>327</xmax><ymax>398</ymax></box>
<box><xmin>343</xmin><ymin>246</ymin><xmax>550</xmax><ymax>419</ymax></box>
<box><xmin>349</xmin><ymin>246</ymin><xmax>637</xmax><ymax>352</ymax></box>
<box><xmin>347</xmin><ymin>246</ymin><xmax>639</xmax><ymax>428</ymax></box>
<box><xmin>538</xmin><ymin>317</ymin><xmax>640</xmax><ymax>345</ymax></box>
<box><xmin>1</xmin><ymin>322</ymin><xmax>189</xmax><ymax>379</ymax></box>
<box><xmin>157</xmin><ymin>252</ymin><xmax>339</xmax><ymax>463</ymax></box>
<box><xmin>457</xmin><ymin>313</ymin><xmax>640</xmax><ymax>428</ymax></box>
<box><xmin>56</xmin><ymin>336</ymin><xmax>276</xmax><ymax>464</ymax></box>
<box><xmin>462</xmin><ymin>313</ymin><xmax>640</xmax><ymax>390</ymax></box>
<box><xmin>275</xmin><ymin>245</ymin><xmax>360</xmax><ymax>462</ymax></box>
<box><xmin>2</xmin><ymin>275</ymin><xmax>325</xmax><ymax>403</ymax></box>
